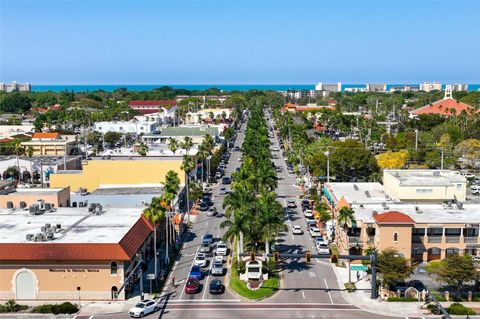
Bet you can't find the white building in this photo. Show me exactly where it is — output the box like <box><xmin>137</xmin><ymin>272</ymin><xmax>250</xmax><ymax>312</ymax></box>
<box><xmin>420</xmin><ymin>82</ymin><xmax>442</xmax><ymax>92</ymax></box>
<box><xmin>185</xmin><ymin>108</ymin><xmax>233</xmax><ymax>125</ymax></box>
<box><xmin>365</xmin><ymin>83</ymin><xmax>387</xmax><ymax>92</ymax></box>
<box><xmin>94</xmin><ymin>111</ymin><xmax>176</xmax><ymax>135</ymax></box>
<box><xmin>0</xmin><ymin>81</ymin><xmax>31</xmax><ymax>92</ymax></box>
<box><xmin>451</xmin><ymin>83</ymin><xmax>469</xmax><ymax>92</ymax></box>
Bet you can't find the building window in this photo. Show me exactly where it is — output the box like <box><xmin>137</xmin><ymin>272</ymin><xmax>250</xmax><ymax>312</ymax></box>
<box><xmin>110</xmin><ymin>261</ymin><xmax>118</xmax><ymax>275</ymax></box>
<box><xmin>412</xmin><ymin>228</ymin><xmax>426</xmax><ymax>236</ymax></box>
<box><xmin>428</xmin><ymin>247</ymin><xmax>441</xmax><ymax>255</ymax></box>
<box><xmin>444</xmin><ymin>228</ymin><xmax>461</xmax><ymax>236</ymax></box>
<box><xmin>412</xmin><ymin>247</ymin><xmax>424</xmax><ymax>255</ymax></box>
<box><xmin>393</xmin><ymin>232</ymin><xmax>398</xmax><ymax>242</ymax></box>
<box><xmin>416</xmin><ymin>188</ymin><xmax>433</xmax><ymax>194</ymax></box>
<box><xmin>457</xmin><ymin>184</ymin><xmax>462</xmax><ymax>189</ymax></box>
<box><xmin>427</xmin><ymin>227</ymin><xmax>443</xmax><ymax>236</ymax></box>
<box><xmin>465</xmin><ymin>248</ymin><xmax>477</xmax><ymax>256</ymax></box>
<box><xmin>446</xmin><ymin>248</ymin><xmax>459</xmax><ymax>255</ymax></box>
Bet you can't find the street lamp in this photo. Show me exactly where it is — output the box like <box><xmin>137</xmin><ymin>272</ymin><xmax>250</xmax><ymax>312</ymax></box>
<box><xmin>324</xmin><ymin>149</ymin><xmax>330</xmax><ymax>182</ymax></box>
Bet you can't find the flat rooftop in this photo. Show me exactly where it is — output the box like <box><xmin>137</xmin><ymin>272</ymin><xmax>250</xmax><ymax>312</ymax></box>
<box><xmin>146</xmin><ymin>127</ymin><xmax>218</xmax><ymax>137</ymax></box>
<box><xmin>326</xmin><ymin>182</ymin><xmax>398</xmax><ymax>204</ymax></box>
<box><xmin>71</xmin><ymin>188</ymin><xmax>162</xmax><ymax>207</ymax></box>
<box><xmin>353</xmin><ymin>203</ymin><xmax>480</xmax><ymax>224</ymax></box>
<box><xmin>3</xmin><ymin>188</ymin><xmax>65</xmax><ymax>196</ymax></box>
<box><xmin>384</xmin><ymin>169</ymin><xmax>466</xmax><ymax>186</ymax></box>
<box><xmin>0</xmin><ymin>206</ymin><xmax>142</xmax><ymax>244</ymax></box>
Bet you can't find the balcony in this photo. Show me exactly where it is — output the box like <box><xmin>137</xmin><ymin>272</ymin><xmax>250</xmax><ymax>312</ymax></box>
<box><xmin>464</xmin><ymin>237</ymin><xmax>479</xmax><ymax>244</ymax></box>
<box><xmin>427</xmin><ymin>236</ymin><xmax>443</xmax><ymax>243</ymax></box>
<box><xmin>412</xmin><ymin>236</ymin><xmax>424</xmax><ymax>243</ymax></box>
<box><xmin>445</xmin><ymin>237</ymin><xmax>460</xmax><ymax>243</ymax></box>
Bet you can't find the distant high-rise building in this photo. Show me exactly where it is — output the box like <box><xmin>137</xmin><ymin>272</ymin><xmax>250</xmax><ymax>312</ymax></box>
<box><xmin>365</xmin><ymin>83</ymin><xmax>387</xmax><ymax>92</ymax></box>
<box><xmin>315</xmin><ymin>82</ymin><xmax>342</xmax><ymax>98</ymax></box>
<box><xmin>419</xmin><ymin>81</ymin><xmax>442</xmax><ymax>92</ymax></box>
<box><xmin>0</xmin><ymin>81</ymin><xmax>31</xmax><ymax>92</ymax></box>
<box><xmin>451</xmin><ymin>83</ymin><xmax>468</xmax><ymax>92</ymax></box>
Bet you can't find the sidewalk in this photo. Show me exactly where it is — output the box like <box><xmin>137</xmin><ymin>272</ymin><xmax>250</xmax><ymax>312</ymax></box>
<box><xmin>333</xmin><ymin>263</ymin><xmax>480</xmax><ymax>318</ymax></box>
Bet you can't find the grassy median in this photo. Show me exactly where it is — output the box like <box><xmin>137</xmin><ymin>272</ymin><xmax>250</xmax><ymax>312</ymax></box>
<box><xmin>229</xmin><ymin>257</ymin><xmax>279</xmax><ymax>300</ymax></box>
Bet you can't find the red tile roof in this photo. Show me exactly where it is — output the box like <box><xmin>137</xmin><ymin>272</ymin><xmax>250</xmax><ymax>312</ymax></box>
<box><xmin>412</xmin><ymin>98</ymin><xmax>474</xmax><ymax>116</ymax></box>
<box><xmin>129</xmin><ymin>100</ymin><xmax>176</xmax><ymax>107</ymax></box>
<box><xmin>0</xmin><ymin>138</ymin><xmax>12</xmax><ymax>143</ymax></box>
<box><xmin>374</xmin><ymin>211</ymin><xmax>415</xmax><ymax>224</ymax></box>
<box><xmin>0</xmin><ymin>216</ymin><xmax>153</xmax><ymax>261</ymax></box>
<box><xmin>32</xmin><ymin>132</ymin><xmax>59</xmax><ymax>139</ymax></box>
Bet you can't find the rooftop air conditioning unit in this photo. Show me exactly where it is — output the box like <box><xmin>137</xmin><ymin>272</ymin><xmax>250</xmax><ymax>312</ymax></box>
<box><xmin>46</xmin><ymin>229</ymin><xmax>55</xmax><ymax>239</ymax></box>
<box><xmin>365</xmin><ymin>191</ymin><xmax>371</xmax><ymax>198</ymax></box>
<box><xmin>45</xmin><ymin>223</ymin><xmax>51</xmax><ymax>229</ymax></box>
<box><xmin>19</xmin><ymin>201</ymin><xmax>27</xmax><ymax>209</ymax></box>
<box><xmin>26</xmin><ymin>234</ymin><xmax>34</xmax><ymax>241</ymax></box>
<box><xmin>44</xmin><ymin>203</ymin><xmax>52</xmax><ymax>211</ymax></box>
<box><xmin>34</xmin><ymin>233</ymin><xmax>46</xmax><ymax>242</ymax></box>
<box><xmin>457</xmin><ymin>201</ymin><xmax>464</xmax><ymax>210</ymax></box>
<box><xmin>72</xmin><ymin>202</ymin><xmax>78</xmax><ymax>207</ymax></box>
<box><xmin>29</xmin><ymin>204</ymin><xmax>41</xmax><ymax>215</ymax></box>
<box><xmin>94</xmin><ymin>204</ymin><xmax>103</xmax><ymax>215</ymax></box>
<box><xmin>36</xmin><ymin>199</ymin><xmax>45</xmax><ymax>211</ymax></box>
<box><xmin>6</xmin><ymin>201</ymin><xmax>14</xmax><ymax>209</ymax></box>
<box><xmin>353</xmin><ymin>184</ymin><xmax>359</xmax><ymax>191</ymax></box>
<box><xmin>55</xmin><ymin>224</ymin><xmax>62</xmax><ymax>233</ymax></box>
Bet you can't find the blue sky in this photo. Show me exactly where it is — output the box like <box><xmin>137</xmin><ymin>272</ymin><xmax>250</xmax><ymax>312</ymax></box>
<box><xmin>0</xmin><ymin>0</ymin><xmax>479</xmax><ymax>84</ymax></box>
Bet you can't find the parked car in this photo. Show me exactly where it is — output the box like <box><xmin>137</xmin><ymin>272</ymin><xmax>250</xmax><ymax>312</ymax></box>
<box><xmin>301</xmin><ymin>200</ymin><xmax>311</xmax><ymax>209</ymax></box>
<box><xmin>199</xmin><ymin>201</ymin><xmax>209</xmax><ymax>211</ymax></box>
<box><xmin>185</xmin><ymin>278</ymin><xmax>201</xmax><ymax>294</ymax></box>
<box><xmin>209</xmin><ymin>279</ymin><xmax>225</xmax><ymax>294</ymax></box>
<box><xmin>219</xmin><ymin>187</ymin><xmax>228</xmax><ymax>195</ymax></box>
<box><xmin>306</xmin><ymin>220</ymin><xmax>317</xmax><ymax>230</ymax></box>
<box><xmin>189</xmin><ymin>265</ymin><xmax>203</xmax><ymax>280</ymax></box>
<box><xmin>309</xmin><ymin>227</ymin><xmax>321</xmax><ymax>237</ymax></box>
<box><xmin>194</xmin><ymin>253</ymin><xmax>208</xmax><ymax>267</ymax></box>
<box><xmin>234</xmin><ymin>146</ymin><xmax>240</xmax><ymax>151</ymax></box>
<box><xmin>304</xmin><ymin>210</ymin><xmax>314</xmax><ymax>218</ymax></box>
<box><xmin>211</xmin><ymin>261</ymin><xmax>224</xmax><ymax>276</ymax></box>
<box><xmin>215</xmin><ymin>172</ymin><xmax>223</xmax><ymax>179</ymax></box>
<box><xmin>129</xmin><ymin>299</ymin><xmax>158</xmax><ymax>318</ymax></box>
<box><xmin>292</xmin><ymin>225</ymin><xmax>303</xmax><ymax>235</ymax></box>
<box><xmin>207</xmin><ymin>207</ymin><xmax>218</xmax><ymax>217</ymax></box>
<box><xmin>471</xmin><ymin>185</ymin><xmax>480</xmax><ymax>191</ymax></box>
<box><xmin>222</xmin><ymin>176</ymin><xmax>231</xmax><ymax>185</ymax></box>
<box><xmin>216</xmin><ymin>242</ymin><xmax>228</xmax><ymax>256</ymax></box>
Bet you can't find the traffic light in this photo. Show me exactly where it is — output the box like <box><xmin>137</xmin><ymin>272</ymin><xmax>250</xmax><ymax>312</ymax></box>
<box><xmin>306</xmin><ymin>251</ymin><xmax>312</xmax><ymax>263</ymax></box>
<box><xmin>273</xmin><ymin>252</ymin><xmax>280</xmax><ymax>262</ymax></box>
<box><xmin>250</xmin><ymin>251</ymin><xmax>255</xmax><ymax>261</ymax></box>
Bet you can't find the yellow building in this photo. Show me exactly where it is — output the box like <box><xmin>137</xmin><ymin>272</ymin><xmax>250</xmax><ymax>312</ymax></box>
<box><xmin>50</xmin><ymin>158</ymin><xmax>184</xmax><ymax>192</ymax></box>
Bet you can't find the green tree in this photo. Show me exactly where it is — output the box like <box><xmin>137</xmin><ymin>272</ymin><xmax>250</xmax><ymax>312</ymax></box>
<box><xmin>181</xmin><ymin>155</ymin><xmax>196</xmax><ymax>216</ymax></box>
<box><xmin>103</xmin><ymin>132</ymin><xmax>122</xmax><ymax>148</ymax></box>
<box><xmin>424</xmin><ymin>254</ymin><xmax>476</xmax><ymax>293</ymax></box>
<box><xmin>377</xmin><ymin>248</ymin><xmax>412</xmax><ymax>288</ymax></box>
<box><xmin>181</xmin><ymin>136</ymin><xmax>193</xmax><ymax>155</ymax></box>
<box><xmin>136</xmin><ymin>142</ymin><xmax>149</xmax><ymax>156</ymax></box>
<box><xmin>336</xmin><ymin>206</ymin><xmax>355</xmax><ymax>228</ymax></box>
<box><xmin>167</xmin><ymin>137</ymin><xmax>179</xmax><ymax>156</ymax></box>
<box><xmin>0</xmin><ymin>92</ymin><xmax>32</xmax><ymax>113</ymax></box>
<box><xmin>143</xmin><ymin>197</ymin><xmax>167</xmax><ymax>279</ymax></box>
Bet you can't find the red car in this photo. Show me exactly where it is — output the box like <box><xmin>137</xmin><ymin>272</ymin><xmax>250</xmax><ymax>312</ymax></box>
<box><xmin>185</xmin><ymin>277</ymin><xmax>200</xmax><ymax>294</ymax></box>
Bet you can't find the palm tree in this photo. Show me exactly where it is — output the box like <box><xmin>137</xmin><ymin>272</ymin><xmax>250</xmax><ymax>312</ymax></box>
<box><xmin>167</xmin><ymin>137</ymin><xmax>179</xmax><ymax>156</ymax></box>
<box><xmin>220</xmin><ymin>210</ymin><xmax>248</xmax><ymax>260</ymax></box>
<box><xmin>143</xmin><ymin>197</ymin><xmax>167</xmax><ymax>279</ymax></box>
<box><xmin>182</xmin><ymin>136</ymin><xmax>193</xmax><ymax>155</ymax></box>
<box><xmin>164</xmin><ymin>170</ymin><xmax>181</xmax><ymax>200</ymax></box>
<box><xmin>257</xmin><ymin>190</ymin><xmax>287</xmax><ymax>255</ymax></box>
<box><xmin>337</xmin><ymin>206</ymin><xmax>356</xmax><ymax>228</ymax></box>
<box><xmin>13</xmin><ymin>140</ymin><xmax>25</xmax><ymax>179</ymax></box>
<box><xmin>196</xmin><ymin>143</ymin><xmax>209</xmax><ymax>186</ymax></box>
<box><xmin>137</xmin><ymin>142</ymin><xmax>149</xmax><ymax>156</ymax></box>
<box><xmin>181</xmin><ymin>155</ymin><xmax>196</xmax><ymax>219</ymax></box>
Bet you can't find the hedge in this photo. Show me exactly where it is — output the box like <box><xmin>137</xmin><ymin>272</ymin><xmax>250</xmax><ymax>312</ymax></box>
<box><xmin>31</xmin><ymin>302</ymin><xmax>78</xmax><ymax>314</ymax></box>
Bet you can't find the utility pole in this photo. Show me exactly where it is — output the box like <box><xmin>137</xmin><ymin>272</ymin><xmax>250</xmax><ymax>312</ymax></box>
<box><xmin>165</xmin><ymin>212</ymin><xmax>169</xmax><ymax>266</ymax></box>
<box><xmin>370</xmin><ymin>250</ymin><xmax>378</xmax><ymax>299</ymax></box>
<box><xmin>415</xmin><ymin>129</ymin><xmax>418</xmax><ymax>151</ymax></box>
<box><xmin>325</xmin><ymin>148</ymin><xmax>330</xmax><ymax>183</ymax></box>
<box><xmin>441</xmin><ymin>148</ymin><xmax>444</xmax><ymax>170</ymax></box>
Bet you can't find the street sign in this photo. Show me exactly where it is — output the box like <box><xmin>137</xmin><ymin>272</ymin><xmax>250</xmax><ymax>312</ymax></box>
<box><xmin>351</xmin><ymin>265</ymin><xmax>368</xmax><ymax>271</ymax></box>
<box><xmin>146</xmin><ymin>273</ymin><xmax>156</xmax><ymax>280</ymax></box>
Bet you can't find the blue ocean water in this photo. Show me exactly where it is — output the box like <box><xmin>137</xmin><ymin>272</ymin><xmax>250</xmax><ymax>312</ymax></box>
<box><xmin>31</xmin><ymin>84</ymin><xmax>480</xmax><ymax>93</ymax></box>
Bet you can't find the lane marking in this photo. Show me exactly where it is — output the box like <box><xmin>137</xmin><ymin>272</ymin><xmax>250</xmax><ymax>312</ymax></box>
<box><xmin>324</xmin><ymin>278</ymin><xmax>333</xmax><ymax>304</ymax></box>
<box><xmin>201</xmin><ymin>260</ymin><xmax>211</xmax><ymax>300</ymax></box>
<box><xmin>179</xmin><ymin>246</ymin><xmax>199</xmax><ymax>300</ymax></box>
<box><xmin>302</xmin><ymin>291</ymin><xmax>306</xmax><ymax>299</ymax></box>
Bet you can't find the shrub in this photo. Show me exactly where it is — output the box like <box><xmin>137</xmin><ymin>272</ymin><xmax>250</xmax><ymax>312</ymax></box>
<box><xmin>427</xmin><ymin>304</ymin><xmax>442</xmax><ymax>315</ymax></box>
<box><xmin>386</xmin><ymin>297</ymin><xmax>418</xmax><ymax>302</ymax></box>
<box><xmin>32</xmin><ymin>302</ymin><xmax>78</xmax><ymax>314</ymax></box>
<box><xmin>0</xmin><ymin>300</ymin><xmax>29</xmax><ymax>313</ymax></box>
<box><xmin>447</xmin><ymin>303</ymin><xmax>475</xmax><ymax>315</ymax></box>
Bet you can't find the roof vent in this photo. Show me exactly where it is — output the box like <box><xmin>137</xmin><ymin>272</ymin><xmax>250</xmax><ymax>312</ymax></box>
<box><xmin>26</xmin><ymin>234</ymin><xmax>34</xmax><ymax>241</ymax></box>
<box><xmin>6</xmin><ymin>201</ymin><xmax>14</xmax><ymax>209</ymax></box>
<box><xmin>382</xmin><ymin>202</ymin><xmax>389</xmax><ymax>210</ymax></box>
<box><xmin>19</xmin><ymin>201</ymin><xmax>27</xmax><ymax>209</ymax></box>
<box><xmin>353</xmin><ymin>184</ymin><xmax>359</xmax><ymax>191</ymax></box>
<box><xmin>457</xmin><ymin>201</ymin><xmax>464</xmax><ymax>210</ymax></box>
<box><xmin>415</xmin><ymin>206</ymin><xmax>423</xmax><ymax>214</ymax></box>
<box><xmin>365</xmin><ymin>191</ymin><xmax>371</xmax><ymax>198</ymax></box>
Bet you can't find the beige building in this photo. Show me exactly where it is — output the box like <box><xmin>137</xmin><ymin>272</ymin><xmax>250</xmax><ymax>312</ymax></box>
<box><xmin>0</xmin><ymin>187</ymin><xmax>71</xmax><ymax>208</ymax></box>
<box><xmin>383</xmin><ymin>169</ymin><xmax>467</xmax><ymax>202</ymax></box>
<box><xmin>324</xmin><ymin>178</ymin><xmax>479</xmax><ymax>263</ymax></box>
<box><xmin>0</xmin><ymin>206</ymin><xmax>154</xmax><ymax>301</ymax></box>
<box><xmin>21</xmin><ymin>133</ymin><xmax>77</xmax><ymax>156</ymax></box>
<box><xmin>185</xmin><ymin>108</ymin><xmax>233</xmax><ymax>124</ymax></box>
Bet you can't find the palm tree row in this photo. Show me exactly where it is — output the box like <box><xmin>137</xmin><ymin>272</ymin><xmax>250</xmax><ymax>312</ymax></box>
<box><xmin>221</xmin><ymin>105</ymin><xmax>285</xmax><ymax>256</ymax></box>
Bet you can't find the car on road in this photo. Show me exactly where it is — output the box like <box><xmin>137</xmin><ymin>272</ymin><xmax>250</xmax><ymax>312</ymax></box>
<box><xmin>194</xmin><ymin>253</ymin><xmax>208</xmax><ymax>267</ymax></box>
<box><xmin>304</xmin><ymin>210</ymin><xmax>314</xmax><ymax>218</ymax></box>
<box><xmin>207</xmin><ymin>207</ymin><xmax>218</xmax><ymax>217</ymax></box>
<box><xmin>473</xmin><ymin>189</ymin><xmax>480</xmax><ymax>196</ymax></box>
<box><xmin>215</xmin><ymin>172</ymin><xmax>223</xmax><ymax>179</ymax></box>
<box><xmin>211</xmin><ymin>261</ymin><xmax>224</xmax><ymax>276</ymax></box>
<box><xmin>314</xmin><ymin>236</ymin><xmax>326</xmax><ymax>244</ymax></box>
<box><xmin>272</xmin><ymin>146</ymin><xmax>280</xmax><ymax>152</ymax></box>
<box><xmin>222</xmin><ymin>176</ymin><xmax>232</xmax><ymax>185</ymax></box>
<box><xmin>216</xmin><ymin>242</ymin><xmax>228</xmax><ymax>255</ymax></box>
<box><xmin>306</xmin><ymin>220</ymin><xmax>317</xmax><ymax>230</ymax></box>
<box><xmin>219</xmin><ymin>187</ymin><xmax>228</xmax><ymax>195</ymax></box>
<box><xmin>209</xmin><ymin>279</ymin><xmax>225</xmax><ymax>294</ymax></box>
<box><xmin>189</xmin><ymin>265</ymin><xmax>203</xmax><ymax>280</ymax></box>
<box><xmin>309</xmin><ymin>227</ymin><xmax>321</xmax><ymax>237</ymax></box>
<box><xmin>292</xmin><ymin>225</ymin><xmax>303</xmax><ymax>235</ymax></box>
<box><xmin>185</xmin><ymin>278</ymin><xmax>201</xmax><ymax>294</ymax></box>
<box><xmin>316</xmin><ymin>242</ymin><xmax>330</xmax><ymax>255</ymax></box>
<box><xmin>129</xmin><ymin>299</ymin><xmax>158</xmax><ymax>318</ymax></box>
<box><xmin>287</xmin><ymin>200</ymin><xmax>297</xmax><ymax>208</ymax></box>
<box><xmin>199</xmin><ymin>201</ymin><xmax>209</xmax><ymax>211</ymax></box>
<box><xmin>200</xmin><ymin>234</ymin><xmax>214</xmax><ymax>253</ymax></box>
<box><xmin>301</xmin><ymin>200</ymin><xmax>311</xmax><ymax>209</ymax></box>
<box><xmin>214</xmin><ymin>254</ymin><xmax>224</xmax><ymax>263</ymax></box>
<box><xmin>471</xmin><ymin>185</ymin><xmax>480</xmax><ymax>191</ymax></box>
<box><xmin>234</xmin><ymin>146</ymin><xmax>240</xmax><ymax>151</ymax></box>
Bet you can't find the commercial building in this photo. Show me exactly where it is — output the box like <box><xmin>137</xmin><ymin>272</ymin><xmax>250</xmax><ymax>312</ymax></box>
<box><xmin>420</xmin><ymin>82</ymin><xmax>442</xmax><ymax>92</ymax></box>
<box><xmin>365</xmin><ymin>83</ymin><xmax>387</xmax><ymax>92</ymax></box>
<box><xmin>0</xmin><ymin>187</ymin><xmax>71</xmax><ymax>208</ymax></box>
<box><xmin>141</xmin><ymin>126</ymin><xmax>219</xmax><ymax>145</ymax></box>
<box><xmin>49</xmin><ymin>157</ymin><xmax>184</xmax><ymax>192</ymax></box>
<box><xmin>0</xmin><ymin>206</ymin><xmax>154</xmax><ymax>300</ymax></box>
<box><xmin>128</xmin><ymin>100</ymin><xmax>176</xmax><ymax>115</ymax></box>
<box><xmin>93</xmin><ymin>111</ymin><xmax>176</xmax><ymax>135</ymax></box>
<box><xmin>21</xmin><ymin>133</ymin><xmax>78</xmax><ymax>156</ymax></box>
<box><xmin>0</xmin><ymin>81</ymin><xmax>31</xmax><ymax>92</ymax></box>
<box><xmin>389</xmin><ymin>85</ymin><xmax>419</xmax><ymax>93</ymax></box>
<box><xmin>0</xmin><ymin>125</ymin><xmax>34</xmax><ymax>139</ymax></box>
<box><xmin>185</xmin><ymin>108</ymin><xmax>233</xmax><ymax>125</ymax></box>
<box><xmin>323</xmin><ymin>170</ymin><xmax>478</xmax><ymax>263</ymax></box>
<box><xmin>315</xmin><ymin>82</ymin><xmax>342</xmax><ymax>98</ymax></box>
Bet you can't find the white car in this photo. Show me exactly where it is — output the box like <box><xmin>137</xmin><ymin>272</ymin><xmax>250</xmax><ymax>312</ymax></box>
<box><xmin>194</xmin><ymin>253</ymin><xmax>208</xmax><ymax>267</ymax></box>
<box><xmin>216</xmin><ymin>242</ymin><xmax>228</xmax><ymax>256</ymax></box>
<box><xmin>316</xmin><ymin>242</ymin><xmax>330</xmax><ymax>255</ymax></box>
<box><xmin>304</xmin><ymin>210</ymin><xmax>314</xmax><ymax>218</ymax></box>
<box><xmin>214</xmin><ymin>254</ymin><xmax>224</xmax><ymax>263</ymax></box>
<box><xmin>471</xmin><ymin>185</ymin><xmax>480</xmax><ymax>191</ymax></box>
<box><xmin>309</xmin><ymin>227</ymin><xmax>321</xmax><ymax>237</ymax></box>
<box><xmin>129</xmin><ymin>299</ymin><xmax>158</xmax><ymax>317</ymax></box>
<box><xmin>292</xmin><ymin>225</ymin><xmax>303</xmax><ymax>235</ymax></box>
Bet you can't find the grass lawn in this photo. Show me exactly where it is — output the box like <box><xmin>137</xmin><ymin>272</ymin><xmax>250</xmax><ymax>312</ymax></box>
<box><xmin>229</xmin><ymin>261</ymin><xmax>279</xmax><ymax>300</ymax></box>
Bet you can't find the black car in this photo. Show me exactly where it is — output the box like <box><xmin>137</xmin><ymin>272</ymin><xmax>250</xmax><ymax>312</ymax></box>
<box><xmin>234</xmin><ymin>146</ymin><xmax>240</xmax><ymax>151</ymax></box>
<box><xmin>209</xmin><ymin>279</ymin><xmax>225</xmax><ymax>294</ymax></box>
<box><xmin>222</xmin><ymin>176</ymin><xmax>231</xmax><ymax>185</ymax></box>
<box><xmin>199</xmin><ymin>201</ymin><xmax>209</xmax><ymax>211</ymax></box>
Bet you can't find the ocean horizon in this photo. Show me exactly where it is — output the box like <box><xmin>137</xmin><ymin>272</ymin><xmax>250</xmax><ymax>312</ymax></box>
<box><xmin>30</xmin><ymin>84</ymin><xmax>480</xmax><ymax>93</ymax></box>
